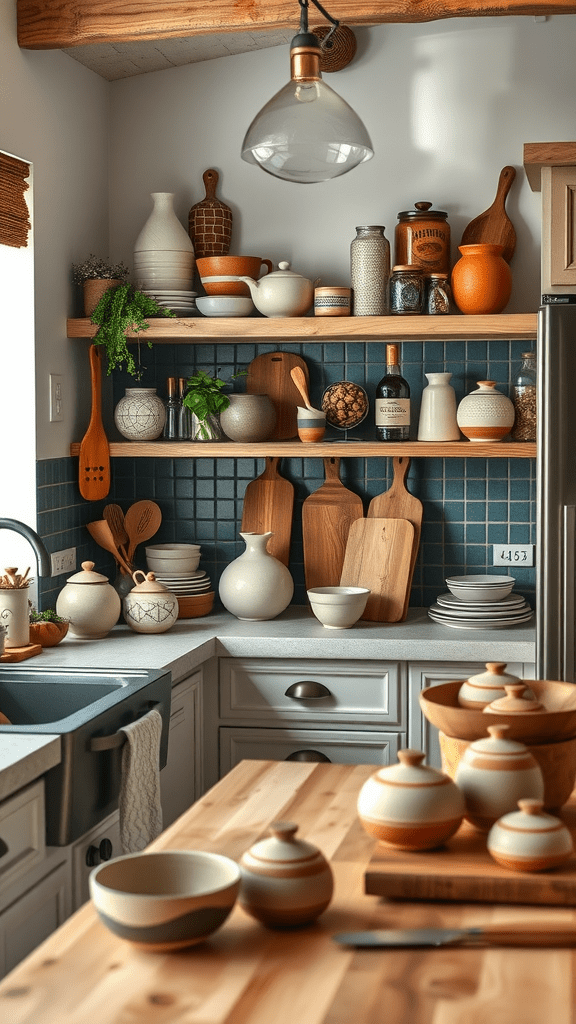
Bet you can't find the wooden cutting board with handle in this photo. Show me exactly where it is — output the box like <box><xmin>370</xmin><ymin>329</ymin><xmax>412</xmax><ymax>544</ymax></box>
<box><xmin>78</xmin><ymin>344</ymin><xmax>110</xmax><ymax>501</ymax></box>
<box><xmin>460</xmin><ymin>165</ymin><xmax>517</xmax><ymax>262</ymax></box>
<box><xmin>302</xmin><ymin>457</ymin><xmax>364</xmax><ymax>590</ymax></box>
<box><xmin>367</xmin><ymin>456</ymin><xmax>423</xmax><ymax>620</ymax></box>
<box><xmin>241</xmin><ymin>457</ymin><xmax>294</xmax><ymax>566</ymax></box>
<box><xmin>340</xmin><ymin>517</ymin><xmax>415</xmax><ymax>622</ymax></box>
<box><xmin>246</xmin><ymin>352</ymin><xmax>309</xmax><ymax>439</ymax></box>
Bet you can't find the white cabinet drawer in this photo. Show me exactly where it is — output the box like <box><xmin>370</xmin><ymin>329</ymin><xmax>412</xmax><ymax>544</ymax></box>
<box><xmin>219</xmin><ymin>659</ymin><xmax>403</xmax><ymax>726</ymax></box>
<box><xmin>220</xmin><ymin>727</ymin><xmax>401</xmax><ymax>775</ymax></box>
<box><xmin>0</xmin><ymin>781</ymin><xmax>45</xmax><ymax>894</ymax></box>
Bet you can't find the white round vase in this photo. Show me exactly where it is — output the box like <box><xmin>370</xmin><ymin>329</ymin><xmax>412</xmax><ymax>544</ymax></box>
<box><xmin>114</xmin><ymin>388</ymin><xmax>166</xmax><ymax>441</ymax></box>
<box><xmin>417</xmin><ymin>372</ymin><xmax>460</xmax><ymax>441</ymax></box>
<box><xmin>218</xmin><ymin>532</ymin><xmax>294</xmax><ymax>621</ymax></box>
<box><xmin>133</xmin><ymin>192</ymin><xmax>195</xmax><ymax>291</ymax></box>
<box><xmin>456</xmin><ymin>380</ymin><xmax>515</xmax><ymax>442</ymax></box>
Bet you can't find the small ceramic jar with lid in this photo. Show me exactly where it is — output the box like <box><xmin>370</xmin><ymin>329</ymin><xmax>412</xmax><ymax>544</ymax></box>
<box><xmin>239</xmin><ymin>821</ymin><xmax>333</xmax><ymax>928</ymax></box>
<box><xmin>458</xmin><ymin>662</ymin><xmax>535</xmax><ymax>708</ymax></box>
<box><xmin>456</xmin><ymin>381</ymin><xmax>515</xmax><ymax>442</ymax></box>
<box><xmin>483</xmin><ymin>683</ymin><xmax>544</xmax><ymax>715</ymax></box>
<box><xmin>357</xmin><ymin>749</ymin><xmax>465</xmax><ymax>850</ymax></box>
<box><xmin>455</xmin><ymin>725</ymin><xmax>545</xmax><ymax>832</ymax></box>
<box><xmin>487</xmin><ymin>799</ymin><xmax>574</xmax><ymax>872</ymax></box>
<box><xmin>56</xmin><ymin>561</ymin><xmax>121</xmax><ymax>639</ymax></box>
<box><xmin>122</xmin><ymin>570</ymin><xmax>179</xmax><ymax>634</ymax></box>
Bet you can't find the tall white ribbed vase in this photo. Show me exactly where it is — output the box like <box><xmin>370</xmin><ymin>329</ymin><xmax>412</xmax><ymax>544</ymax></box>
<box><xmin>218</xmin><ymin>532</ymin><xmax>294</xmax><ymax>621</ymax></box>
<box><xmin>133</xmin><ymin>192</ymin><xmax>195</xmax><ymax>291</ymax></box>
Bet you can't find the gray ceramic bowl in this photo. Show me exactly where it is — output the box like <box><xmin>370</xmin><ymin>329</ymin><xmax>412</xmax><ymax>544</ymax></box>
<box><xmin>89</xmin><ymin>850</ymin><xmax>240</xmax><ymax>951</ymax></box>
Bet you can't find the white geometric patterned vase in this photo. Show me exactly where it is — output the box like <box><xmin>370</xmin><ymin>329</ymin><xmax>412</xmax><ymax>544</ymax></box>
<box><xmin>114</xmin><ymin>387</ymin><xmax>166</xmax><ymax>441</ymax></box>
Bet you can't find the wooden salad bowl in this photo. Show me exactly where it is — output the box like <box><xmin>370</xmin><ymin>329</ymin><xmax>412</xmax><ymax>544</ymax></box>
<box><xmin>420</xmin><ymin>679</ymin><xmax>576</xmax><ymax>744</ymax></box>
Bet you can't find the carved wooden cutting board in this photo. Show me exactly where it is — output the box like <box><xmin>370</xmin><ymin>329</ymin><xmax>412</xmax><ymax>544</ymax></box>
<box><xmin>367</xmin><ymin>457</ymin><xmax>423</xmax><ymax>620</ymax></box>
<box><xmin>340</xmin><ymin>517</ymin><xmax>415</xmax><ymax>622</ymax></box>
<box><xmin>241</xmin><ymin>457</ymin><xmax>294</xmax><ymax>566</ymax></box>
<box><xmin>245</xmin><ymin>351</ymin><xmax>309</xmax><ymax>440</ymax></box>
<box><xmin>302</xmin><ymin>457</ymin><xmax>364</xmax><ymax>590</ymax></box>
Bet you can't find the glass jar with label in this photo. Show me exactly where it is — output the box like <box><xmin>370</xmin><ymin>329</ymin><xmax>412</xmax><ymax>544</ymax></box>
<box><xmin>425</xmin><ymin>273</ymin><xmax>451</xmax><ymax>315</ymax></box>
<box><xmin>395</xmin><ymin>201</ymin><xmax>451</xmax><ymax>275</ymax></box>
<box><xmin>511</xmin><ymin>351</ymin><xmax>537</xmax><ymax>441</ymax></box>
<box><xmin>389</xmin><ymin>265</ymin><xmax>424</xmax><ymax>315</ymax></box>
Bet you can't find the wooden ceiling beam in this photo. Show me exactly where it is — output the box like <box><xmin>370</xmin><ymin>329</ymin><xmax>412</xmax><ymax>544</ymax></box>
<box><xmin>17</xmin><ymin>0</ymin><xmax>576</xmax><ymax>51</ymax></box>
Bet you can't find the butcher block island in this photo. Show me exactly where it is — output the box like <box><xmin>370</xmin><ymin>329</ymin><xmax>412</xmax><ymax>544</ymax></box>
<box><xmin>2</xmin><ymin>760</ymin><xmax>576</xmax><ymax>1024</ymax></box>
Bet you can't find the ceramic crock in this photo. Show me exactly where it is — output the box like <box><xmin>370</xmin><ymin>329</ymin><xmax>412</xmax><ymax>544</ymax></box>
<box><xmin>456</xmin><ymin>381</ymin><xmax>515</xmax><ymax>442</ymax></box>
<box><xmin>357</xmin><ymin>749</ymin><xmax>466</xmax><ymax>850</ymax></box>
<box><xmin>220</xmin><ymin>393</ymin><xmax>277</xmax><ymax>443</ymax></box>
<box><xmin>218</xmin><ymin>532</ymin><xmax>294</xmax><ymax>621</ymax></box>
<box><xmin>114</xmin><ymin>387</ymin><xmax>166</xmax><ymax>441</ymax></box>
<box><xmin>454</xmin><ymin>724</ymin><xmax>545</xmax><ymax>831</ymax></box>
<box><xmin>451</xmin><ymin>242</ymin><xmax>512</xmax><ymax>314</ymax></box>
<box><xmin>56</xmin><ymin>561</ymin><xmax>121</xmax><ymax>639</ymax></box>
<box><xmin>239</xmin><ymin>821</ymin><xmax>334</xmax><ymax>927</ymax></box>
<box><xmin>458</xmin><ymin>662</ymin><xmax>525</xmax><ymax>708</ymax></box>
<box><xmin>0</xmin><ymin>585</ymin><xmax>30</xmax><ymax>648</ymax></box>
<box><xmin>487</xmin><ymin>798</ymin><xmax>574</xmax><ymax>872</ymax></box>
<box><xmin>122</xmin><ymin>570</ymin><xmax>179</xmax><ymax>634</ymax></box>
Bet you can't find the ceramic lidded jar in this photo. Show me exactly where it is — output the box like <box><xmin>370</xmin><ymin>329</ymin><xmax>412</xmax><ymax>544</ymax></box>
<box><xmin>483</xmin><ymin>683</ymin><xmax>544</xmax><ymax>715</ymax></box>
<box><xmin>454</xmin><ymin>724</ymin><xmax>545</xmax><ymax>832</ymax></box>
<box><xmin>239</xmin><ymin>821</ymin><xmax>333</xmax><ymax>928</ymax></box>
<box><xmin>218</xmin><ymin>532</ymin><xmax>294</xmax><ymax>621</ymax></box>
<box><xmin>357</xmin><ymin>749</ymin><xmax>465</xmax><ymax>850</ymax></box>
<box><xmin>487</xmin><ymin>799</ymin><xmax>574</xmax><ymax>873</ymax></box>
<box><xmin>56</xmin><ymin>561</ymin><xmax>121</xmax><ymax>639</ymax></box>
<box><xmin>122</xmin><ymin>570</ymin><xmax>179</xmax><ymax>634</ymax></box>
<box><xmin>456</xmin><ymin>381</ymin><xmax>515</xmax><ymax>442</ymax></box>
<box><xmin>451</xmin><ymin>242</ymin><xmax>512</xmax><ymax>315</ymax></box>
<box><xmin>458</xmin><ymin>662</ymin><xmax>523</xmax><ymax>708</ymax></box>
<box><xmin>220</xmin><ymin>393</ymin><xmax>277</xmax><ymax>443</ymax></box>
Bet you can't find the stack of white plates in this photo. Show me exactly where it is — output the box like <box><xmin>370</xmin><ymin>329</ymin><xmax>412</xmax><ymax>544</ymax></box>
<box><xmin>428</xmin><ymin>591</ymin><xmax>533</xmax><ymax>629</ymax></box>
<box><xmin>154</xmin><ymin>569</ymin><xmax>212</xmax><ymax>597</ymax></box>
<box><xmin>140</xmin><ymin>288</ymin><xmax>198</xmax><ymax>316</ymax></box>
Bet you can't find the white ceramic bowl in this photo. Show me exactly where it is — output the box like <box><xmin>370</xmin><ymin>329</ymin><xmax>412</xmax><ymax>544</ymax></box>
<box><xmin>89</xmin><ymin>849</ymin><xmax>241</xmax><ymax>951</ymax></box>
<box><xmin>446</xmin><ymin>575</ymin><xmax>515</xmax><ymax>602</ymax></box>
<box><xmin>195</xmin><ymin>295</ymin><xmax>254</xmax><ymax>317</ymax></box>
<box><xmin>307</xmin><ymin>586</ymin><xmax>370</xmax><ymax>629</ymax></box>
<box><xmin>146</xmin><ymin>543</ymin><xmax>201</xmax><ymax>575</ymax></box>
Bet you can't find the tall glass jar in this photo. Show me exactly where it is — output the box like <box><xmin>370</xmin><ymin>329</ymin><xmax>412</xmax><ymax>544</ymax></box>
<box><xmin>511</xmin><ymin>351</ymin><xmax>537</xmax><ymax>441</ymax></box>
<box><xmin>350</xmin><ymin>225</ymin><xmax>390</xmax><ymax>315</ymax></box>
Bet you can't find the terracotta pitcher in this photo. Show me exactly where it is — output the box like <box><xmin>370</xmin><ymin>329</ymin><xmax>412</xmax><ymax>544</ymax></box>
<box><xmin>451</xmin><ymin>243</ymin><xmax>512</xmax><ymax>315</ymax></box>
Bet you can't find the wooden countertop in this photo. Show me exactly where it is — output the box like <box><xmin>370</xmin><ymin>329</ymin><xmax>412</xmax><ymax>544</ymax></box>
<box><xmin>2</xmin><ymin>760</ymin><xmax>575</xmax><ymax>1023</ymax></box>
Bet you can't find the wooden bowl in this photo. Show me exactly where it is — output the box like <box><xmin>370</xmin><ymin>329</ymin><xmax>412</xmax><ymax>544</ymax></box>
<box><xmin>420</xmin><ymin>679</ymin><xmax>576</xmax><ymax>744</ymax></box>
<box><xmin>28</xmin><ymin>621</ymin><xmax>69</xmax><ymax>647</ymax></box>
<box><xmin>177</xmin><ymin>592</ymin><xmax>214</xmax><ymax>619</ymax></box>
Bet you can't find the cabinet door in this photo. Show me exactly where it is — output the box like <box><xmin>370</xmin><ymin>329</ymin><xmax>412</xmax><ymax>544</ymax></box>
<box><xmin>160</xmin><ymin>672</ymin><xmax>202</xmax><ymax>829</ymax></box>
<box><xmin>408</xmin><ymin>661</ymin><xmax>527</xmax><ymax>767</ymax></box>
<box><xmin>0</xmin><ymin>862</ymin><xmax>70</xmax><ymax>978</ymax></box>
<box><xmin>542</xmin><ymin>165</ymin><xmax>576</xmax><ymax>291</ymax></box>
<box><xmin>220</xmin><ymin>727</ymin><xmax>401</xmax><ymax>776</ymax></box>
<box><xmin>71</xmin><ymin>810</ymin><xmax>120</xmax><ymax>911</ymax></box>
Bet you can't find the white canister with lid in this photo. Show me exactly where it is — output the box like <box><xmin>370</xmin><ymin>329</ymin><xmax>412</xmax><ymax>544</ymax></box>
<box><xmin>357</xmin><ymin>749</ymin><xmax>465</xmax><ymax>850</ymax></box>
<box><xmin>458</xmin><ymin>662</ymin><xmax>535</xmax><ymax>708</ymax></box>
<box><xmin>487</xmin><ymin>799</ymin><xmax>574</xmax><ymax>872</ymax></box>
<box><xmin>123</xmin><ymin>571</ymin><xmax>179</xmax><ymax>634</ymax></box>
<box><xmin>455</xmin><ymin>724</ymin><xmax>545</xmax><ymax>832</ymax></box>
<box><xmin>56</xmin><ymin>561</ymin><xmax>121</xmax><ymax>639</ymax></box>
<box><xmin>239</xmin><ymin>821</ymin><xmax>333</xmax><ymax>927</ymax></box>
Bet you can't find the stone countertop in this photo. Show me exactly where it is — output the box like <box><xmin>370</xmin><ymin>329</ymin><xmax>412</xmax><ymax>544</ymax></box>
<box><xmin>0</xmin><ymin>735</ymin><xmax>61</xmax><ymax>802</ymax></box>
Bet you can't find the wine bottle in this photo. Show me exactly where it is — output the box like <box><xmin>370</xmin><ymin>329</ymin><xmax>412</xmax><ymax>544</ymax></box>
<box><xmin>375</xmin><ymin>343</ymin><xmax>410</xmax><ymax>441</ymax></box>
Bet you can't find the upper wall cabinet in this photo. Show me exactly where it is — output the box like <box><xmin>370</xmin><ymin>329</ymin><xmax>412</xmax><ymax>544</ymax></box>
<box><xmin>524</xmin><ymin>142</ymin><xmax>576</xmax><ymax>297</ymax></box>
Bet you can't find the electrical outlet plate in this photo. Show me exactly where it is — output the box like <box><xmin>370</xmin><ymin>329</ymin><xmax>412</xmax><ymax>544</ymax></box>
<box><xmin>492</xmin><ymin>544</ymin><xmax>535</xmax><ymax>567</ymax></box>
<box><xmin>49</xmin><ymin>374</ymin><xmax>64</xmax><ymax>422</ymax></box>
<box><xmin>50</xmin><ymin>547</ymin><xmax>76</xmax><ymax>576</ymax></box>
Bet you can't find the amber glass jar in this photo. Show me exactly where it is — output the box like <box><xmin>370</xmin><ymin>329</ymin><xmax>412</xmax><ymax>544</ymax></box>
<box><xmin>395</xmin><ymin>201</ymin><xmax>451</xmax><ymax>275</ymax></box>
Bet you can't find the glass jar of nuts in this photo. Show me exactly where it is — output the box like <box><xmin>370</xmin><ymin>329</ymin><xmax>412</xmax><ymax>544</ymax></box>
<box><xmin>511</xmin><ymin>352</ymin><xmax>537</xmax><ymax>441</ymax></box>
<box><xmin>321</xmin><ymin>381</ymin><xmax>369</xmax><ymax>431</ymax></box>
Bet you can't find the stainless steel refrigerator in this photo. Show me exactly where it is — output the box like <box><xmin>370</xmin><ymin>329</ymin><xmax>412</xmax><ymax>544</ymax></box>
<box><xmin>536</xmin><ymin>302</ymin><xmax>576</xmax><ymax>680</ymax></box>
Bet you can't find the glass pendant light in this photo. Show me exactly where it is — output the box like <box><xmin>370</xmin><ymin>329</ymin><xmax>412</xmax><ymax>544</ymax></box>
<box><xmin>241</xmin><ymin>0</ymin><xmax>374</xmax><ymax>184</ymax></box>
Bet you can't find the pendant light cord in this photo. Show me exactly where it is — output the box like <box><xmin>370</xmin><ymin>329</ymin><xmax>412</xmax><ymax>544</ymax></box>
<box><xmin>299</xmin><ymin>0</ymin><xmax>339</xmax><ymax>47</ymax></box>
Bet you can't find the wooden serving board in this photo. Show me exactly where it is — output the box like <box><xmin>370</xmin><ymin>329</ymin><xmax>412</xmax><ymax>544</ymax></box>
<box><xmin>241</xmin><ymin>457</ymin><xmax>294</xmax><ymax>566</ymax></box>
<box><xmin>1</xmin><ymin>643</ymin><xmax>42</xmax><ymax>663</ymax></box>
<box><xmin>460</xmin><ymin>165</ymin><xmax>517</xmax><ymax>262</ymax></box>
<box><xmin>340</xmin><ymin>517</ymin><xmax>414</xmax><ymax>622</ymax></box>
<box><xmin>302</xmin><ymin>457</ymin><xmax>364</xmax><ymax>590</ymax></box>
<box><xmin>368</xmin><ymin>456</ymin><xmax>423</xmax><ymax>621</ymax></box>
<box><xmin>365</xmin><ymin>796</ymin><xmax>576</xmax><ymax>906</ymax></box>
<box><xmin>245</xmin><ymin>351</ymin><xmax>309</xmax><ymax>440</ymax></box>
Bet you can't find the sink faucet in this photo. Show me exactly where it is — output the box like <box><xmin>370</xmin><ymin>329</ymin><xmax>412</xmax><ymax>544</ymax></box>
<box><xmin>0</xmin><ymin>518</ymin><xmax>51</xmax><ymax>577</ymax></box>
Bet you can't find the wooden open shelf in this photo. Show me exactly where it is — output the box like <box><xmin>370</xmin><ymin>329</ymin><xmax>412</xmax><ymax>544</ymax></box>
<box><xmin>70</xmin><ymin>439</ymin><xmax>536</xmax><ymax>459</ymax></box>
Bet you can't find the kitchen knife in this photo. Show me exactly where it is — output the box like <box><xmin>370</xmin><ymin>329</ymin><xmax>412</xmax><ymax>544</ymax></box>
<box><xmin>333</xmin><ymin>921</ymin><xmax>576</xmax><ymax>948</ymax></box>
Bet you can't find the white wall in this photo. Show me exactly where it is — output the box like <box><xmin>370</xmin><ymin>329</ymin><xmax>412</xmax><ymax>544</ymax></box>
<box><xmin>108</xmin><ymin>16</ymin><xmax>576</xmax><ymax>315</ymax></box>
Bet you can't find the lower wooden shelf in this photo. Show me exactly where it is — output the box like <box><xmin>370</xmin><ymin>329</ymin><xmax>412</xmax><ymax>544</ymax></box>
<box><xmin>70</xmin><ymin>440</ymin><xmax>537</xmax><ymax>458</ymax></box>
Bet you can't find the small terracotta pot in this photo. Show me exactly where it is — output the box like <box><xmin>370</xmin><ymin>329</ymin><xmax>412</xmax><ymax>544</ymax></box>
<box><xmin>451</xmin><ymin>243</ymin><xmax>512</xmax><ymax>315</ymax></box>
<box><xmin>83</xmin><ymin>278</ymin><xmax>122</xmax><ymax>317</ymax></box>
<box><xmin>29</xmin><ymin>620</ymin><xmax>69</xmax><ymax>647</ymax></box>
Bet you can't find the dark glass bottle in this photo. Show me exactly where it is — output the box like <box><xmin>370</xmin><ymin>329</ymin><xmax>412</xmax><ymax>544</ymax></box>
<box><xmin>375</xmin><ymin>343</ymin><xmax>410</xmax><ymax>441</ymax></box>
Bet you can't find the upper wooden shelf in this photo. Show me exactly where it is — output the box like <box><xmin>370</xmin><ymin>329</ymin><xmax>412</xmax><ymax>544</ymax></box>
<box><xmin>70</xmin><ymin>439</ymin><xmax>536</xmax><ymax>458</ymax></box>
<box><xmin>67</xmin><ymin>313</ymin><xmax>537</xmax><ymax>342</ymax></box>
<box><xmin>523</xmin><ymin>142</ymin><xmax>576</xmax><ymax>191</ymax></box>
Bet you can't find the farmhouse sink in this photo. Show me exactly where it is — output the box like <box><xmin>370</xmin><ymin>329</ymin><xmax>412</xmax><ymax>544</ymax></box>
<box><xmin>0</xmin><ymin>665</ymin><xmax>172</xmax><ymax>845</ymax></box>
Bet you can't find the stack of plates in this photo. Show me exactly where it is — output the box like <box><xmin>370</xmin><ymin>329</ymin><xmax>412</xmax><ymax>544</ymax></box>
<box><xmin>141</xmin><ymin>288</ymin><xmax>198</xmax><ymax>316</ymax></box>
<box><xmin>428</xmin><ymin>592</ymin><xmax>533</xmax><ymax>629</ymax></box>
<box><xmin>154</xmin><ymin>569</ymin><xmax>212</xmax><ymax>596</ymax></box>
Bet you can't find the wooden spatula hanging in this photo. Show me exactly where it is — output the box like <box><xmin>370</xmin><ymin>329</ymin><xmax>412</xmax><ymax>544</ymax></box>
<box><xmin>302</xmin><ymin>457</ymin><xmax>364</xmax><ymax>591</ymax></box>
<box><xmin>460</xmin><ymin>165</ymin><xmax>517</xmax><ymax>262</ymax></box>
<box><xmin>368</xmin><ymin>457</ymin><xmax>423</xmax><ymax>620</ymax></box>
<box><xmin>78</xmin><ymin>344</ymin><xmax>110</xmax><ymax>501</ymax></box>
<box><xmin>241</xmin><ymin>457</ymin><xmax>294</xmax><ymax>566</ymax></box>
<box><xmin>340</xmin><ymin>518</ymin><xmax>415</xmax><ymax>623</ymax></box>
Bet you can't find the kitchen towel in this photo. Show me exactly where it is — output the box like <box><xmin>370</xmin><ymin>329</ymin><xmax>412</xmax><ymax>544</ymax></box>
<box><xmin>119</xmin><ymin>708</ymin><xmax>163</xmax><ymax>854</ymax></box>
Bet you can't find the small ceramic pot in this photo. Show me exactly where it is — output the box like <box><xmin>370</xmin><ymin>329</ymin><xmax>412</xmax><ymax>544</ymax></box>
<box><xmin>314</xmin><ymin>286</ymin><xmax>351</xmax><ymax>316</ymax></box>
<box><xmin>297</xmin><ymin>406</ymin><xmax>326</xmax><ymax>443</ymax></box>
<box><xmin>357</xmin><ymin>749</ymin><xmax>466</xmax><ymax>851</ymax></box>
<box><xmin>487</xmin><ymin>799</ymin><xmax>574</xmax><ymax>873</ymax></box>
<box><xmin>456</xmin><ymin>380</ymin><xmax>515</xmax><ymax>442</ymax></box>
<box><xmin>451</xmin><ymin>242</ymin><xmax>512</xmax><ymax>315</ymax></box>
<box><xmin>457</xmin><ymin>662</ymin><xmax>535</xmax><ymax>708</ymax></box>
<box><xmin>239</xmin><ymin>821</ymin><xmax>333</xmax><ymax>928</ymax></box>
<box><xmin>454</xmin><ymin>724</ymin><xmax>545</xmax><ymax>831</ymax></box>
<box><xmin>123</xmin><ymin>571</ymin><xmax>179</xmax><ymax>634</ymax></box>
<box><xmin>114</xmin><ymin>388</ymin><xmax>166</xmax><ymax>441</ymax></box>
<box><xmin>56</xmin><ymin>561</ymin><xmax>121</xmax><ymax>639</ymax></box>
<box><xmin>220</xmin><ymin>394</ymin><xmax>277</xmax><ymax>443</ymax></box>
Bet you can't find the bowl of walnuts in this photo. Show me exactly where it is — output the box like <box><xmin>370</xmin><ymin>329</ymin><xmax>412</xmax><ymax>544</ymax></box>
<box><xmin>321</xmin><ymin>381</ymin><xmax>369</xmax><ymax>431</ymax></box>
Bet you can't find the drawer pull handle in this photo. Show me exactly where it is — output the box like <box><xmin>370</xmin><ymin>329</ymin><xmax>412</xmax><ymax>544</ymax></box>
<box><xmin>285</xmin><ymin>750</ymin><xmax>332</xmax><ymax>763</ymax></box>
<box><xmin>285</xmin><ymin>681</ymin><xmax>332</xmax><ymax>700</ymax></box>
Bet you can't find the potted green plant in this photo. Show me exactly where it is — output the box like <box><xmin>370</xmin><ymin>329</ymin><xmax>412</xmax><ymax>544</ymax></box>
<box><xmin>72</xmin><ymin>254</ymin><xmax>130</xmax><ymax>317</ymax></box>
<box><xmin>182</xmin><ymin>369</ymin><xmax>245</xmax><ymax>441</ymax></box>
<box><xmin>28</xmin><ymin>606</ymin><xmax>69</xmax><ymax>647</ymax></box>
<box><xmin>89</xmin><ymin>282</ymin><xmax>176</xmax><ymax>380</ymax></box>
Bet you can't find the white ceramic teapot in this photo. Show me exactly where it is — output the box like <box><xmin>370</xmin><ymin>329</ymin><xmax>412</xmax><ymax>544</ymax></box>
<box><xmin>236</xmin><ymin>261</ymin><xmax>314</xmax><ymax>317</ymax></box>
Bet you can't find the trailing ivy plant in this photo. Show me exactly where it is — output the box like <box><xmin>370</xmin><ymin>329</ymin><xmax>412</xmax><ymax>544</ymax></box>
<box><xmin>90</xmin><ymin>283</ymin><xmax>176</xmax><ymax>379</ymax></box>
<box><xmin>182</xmin><ymin>369</ymin><xmax>246</xmax><ymax>440</ymax></box>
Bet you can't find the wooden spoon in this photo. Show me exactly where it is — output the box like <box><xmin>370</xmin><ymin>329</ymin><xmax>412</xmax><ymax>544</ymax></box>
<box><xmin>103</xmin><ymin>504</ymin><xmax>129</xmax><ymax>558</ymax></box>
<box><xmin>290</xmin><ymin>365</ymin><xmax>323</xmax><ymax>414</ymax></box>
<box><xmin>124</xmin><ymin>500</ymin><xmax>162</xmax><ymax>564</ymax></box>
<box><xmin>460</xmin><ymin>165</ymin><xmax>517</xmax><ymax>263</ymax></box>
<box><xmin>86</xmin><ymin>520</ymin><xmax>133</xmax><ymax>575</ymax></box>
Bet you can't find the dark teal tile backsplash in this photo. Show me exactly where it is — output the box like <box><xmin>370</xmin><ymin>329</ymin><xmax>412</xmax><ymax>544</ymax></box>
<box><xmin>36</xmin><ymin>337</ymin><xmax>536</xmax><ymax>611</ymax></box>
